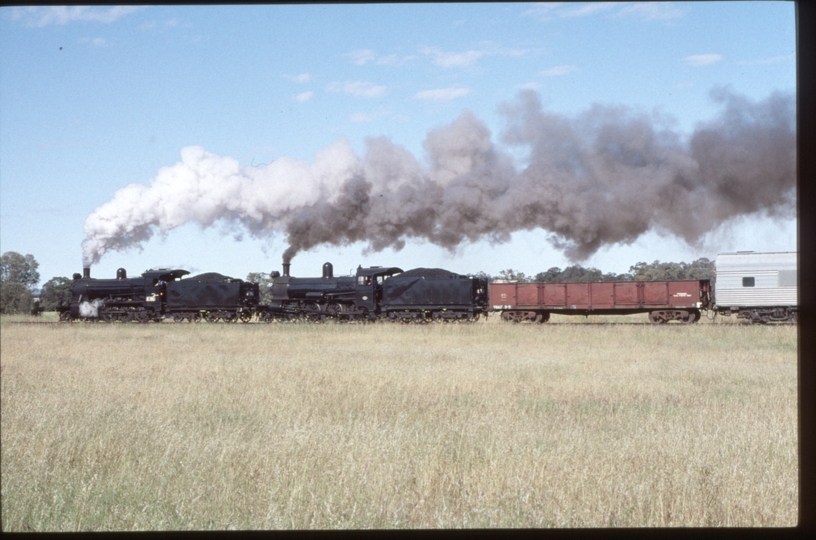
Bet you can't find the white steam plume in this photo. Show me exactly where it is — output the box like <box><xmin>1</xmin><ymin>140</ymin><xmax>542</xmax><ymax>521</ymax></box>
<box><xmin>82</xmin><ymin>88</ymin><xmax>795</xmax><ymax>267</ymax></box>
<box><xmin>79</xmin><ymin>299</ymin><xmax>103</xmax><ymax>318</ymax></box>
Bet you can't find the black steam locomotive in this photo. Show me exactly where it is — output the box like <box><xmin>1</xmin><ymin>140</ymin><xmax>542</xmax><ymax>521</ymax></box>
<box><xmin>260</xmin><ymin>262</ymin><xmax>488</xmax><ymax>322</ymax></box>
<box><xmin>57</xmin><ymin>267</ymin><xmax>259</xmax><ymax>323</ymax></box>
<box><xmin>57</xmin><ymin>262</ymin><xmax>490</xmax><ymax>323</ymax></box>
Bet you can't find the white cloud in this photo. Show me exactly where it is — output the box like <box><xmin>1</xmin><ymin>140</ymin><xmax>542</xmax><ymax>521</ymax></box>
<box><xmin>326</xmin><ymin>81</ymin><xmax>387</xmax><ymax>98</ymax></box>
<box><xmin>344</xmin><ymin>49</ymin><xmax>414</xmax><ymax>66</ymax></box>
<box><xmin>523</xmin><ymin>2</ymin><xmax>686</xmax><ymax>22</ymax></box>
<box><xmin>616</xmin><ymin>2</ymin><xmax>687</xmax><ymax>21</ymax></box>
<box><xmin>295</xmin><ymin>91</ymin><xmax>314</xmax><ymax>103</ymax></box>
<box><xmin>346</xmin><ymin>49</ymin><xmax>377</xmax><ymax>65</ymax></box>
<box><xmin>414</xmin><ymin>88</ymin><xmax>471</xmax><ymax>101</ymax></box>
<box><xmin>349</xmin><ymin>109</ymin><xmax>391</xmax><ymax>123</ymax></box>
<box><xmin>350</xmin><ymin>112</ymin><xmax>376</xmax><ymax>123</ymax></box>
<box><xmin>560</xmin><ymin>3</ymin><xmax>619</xmax><ymax>18</ymax></box>
<box><xmin>376</xmin><ymin>54</ymin><xmax>403</xmax><ymax>65</ymax></box>
<box><xmin>420</xmin><ymin>46</ymin><xmax>485</xmax><ymax>67</ymax></box>
<box><xmin>683</xmin><ymin>54</ymin><xmax>723</xmax><ymax>66</ymax></box>
<box><xmin>541</xmin><ymin>65</ymin><xmax>578</xmax><ymax>76</ymax></box>
<box><xmin>79</xmin><ymin>37</ymin><xmax>108</xmax><ymax>47</ymax></box>
<box><xmin>7</xmin><ymin>6</ymin><xmax>144</xmax><ymax>27</ymax></box>
<box><xmin>285</xmin><ymin>73</ymin><xmax>312</xmax><ymax>83</ymax></box>
<box><xmin>522</xmin><ymin>3</ymin><xmax>563</xmax><ymax>22</ymax></box>
<box><xmin>738</xmin><ymin>55</ymin><xmax>793</xmax><ymax>66</ymax></box>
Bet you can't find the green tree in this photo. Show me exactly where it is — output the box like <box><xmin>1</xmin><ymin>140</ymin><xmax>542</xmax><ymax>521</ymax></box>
<box><xmin>533</xmin><ymin>267</ymin><xmax>563</xmax><ymax>282</ymax></box>
<box><xmin>246</xmin><ymin>272</ymin><xmax>274</xmax><ymax>304</ymax></box>
<box><xmin>497</xmin><ymin>269</ymin><xmax>530</xmax><ymax>282</ymax></box>
<box><xmin>629</xmin><ymin>258</ymin><xmax>715</xmax><ymax>282</ymax></box>
<box><xmin>0</xmin><ymin>252</ymin><xmax>40</xmax><ymax>288</ymax></box>
<box><xmin>0</xmin><ymin>281</ymin><xmax>33</xmax><ymax>314</ymax></box>
<box><xmin>0</xmin><ymin>252</ymin><xmax>40</xmax><ymax>314</ymax></box>
<box><xmin>466</xmin><ymin>271</ymin><xmax>492</xmax><ymax>283</ymax></box>
<box><xmin>685</xmin><ymin>258</ymin><xmax>716</xmax><ymax>283</ymax></box>
<box><xmin>39</xmin><ymin>276</ymin><xmax>74</xmax><ymax>311</ymax></box>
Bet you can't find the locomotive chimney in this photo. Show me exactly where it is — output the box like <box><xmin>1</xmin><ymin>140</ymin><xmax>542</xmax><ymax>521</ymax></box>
<box><xmin>83</xmin><ymin>267</ymin><xmax>91</xmax><ymax>279</ymax></box>
<box><xmin>282</xmin><ymin>262</ymin><xmax>290</xmax><ymax>277</ymax></box>
<box><xmin>117</xmin><ymin>268</ymin><xmax>127</xmax><ymax>280</ymax></box>
<box><xmin>322</xmin><ymin>262</ymin><xmax>333</xmax><ymax>279</ymax></box>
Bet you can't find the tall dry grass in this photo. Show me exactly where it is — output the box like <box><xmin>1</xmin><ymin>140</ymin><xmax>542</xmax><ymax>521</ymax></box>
<box><xmin>1</xmin><ymin>316</ymin><xmax>797</xmax><ymax>530</ymax></box>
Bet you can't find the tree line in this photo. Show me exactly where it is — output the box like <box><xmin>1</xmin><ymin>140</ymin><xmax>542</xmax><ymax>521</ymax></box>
<box><xmin>0</xmin><ymin>251</ymin><xmax>716</xmax><ymax>315</ymax></box>
<box><xmin>0</xmin><ymin>252</ymin><xmax>72</xmax><ymax>315</ymax></box>
<box><xmin>482</xmin><ymin>258</ymin><xmax>716</xmax><ymax>284</ymax></box>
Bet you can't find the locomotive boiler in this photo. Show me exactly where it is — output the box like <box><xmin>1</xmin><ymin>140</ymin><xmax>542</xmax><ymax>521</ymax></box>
<box><xmin>260</xmin><ymin>262</ymin><xmax>404</xmax><ymax>322</ymax></box>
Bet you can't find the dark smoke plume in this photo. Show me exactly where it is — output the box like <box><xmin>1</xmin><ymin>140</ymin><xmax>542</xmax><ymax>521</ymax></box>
<box><xmin>82</xmin><ymin>88</ymin><xmax>795</xmax><ymax>266</ymax></box>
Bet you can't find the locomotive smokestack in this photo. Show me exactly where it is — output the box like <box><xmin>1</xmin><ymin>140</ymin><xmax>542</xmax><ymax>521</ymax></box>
<box><xmin>117</xmin><ymin>268</ymin><xmax>127</xmax><ymax>280</ymax></box>
<box><xmin>322</xmin><ymin>262</ymin><xmax>333</xmax><ymax>279</ymax></box>
<box><xmin>83</xmin><ymin>267</ymin><xmax>91</xmax><ymax>279</ymax></box>
<box><xmin>282</xmin><ymin>262</ymin><xmax>290</xmax><ymax>277</ymax></box>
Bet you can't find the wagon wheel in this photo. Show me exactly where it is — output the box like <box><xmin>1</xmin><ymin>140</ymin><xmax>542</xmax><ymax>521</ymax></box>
<box><xmin>648</xmin><ymin>311</ymin><xmax>667</xmax><ymax>324</ymax></box>
<box><xmin>240</xmin><ymin>311</ymin><xmax>252</xmax><ymax>323</ymax></box>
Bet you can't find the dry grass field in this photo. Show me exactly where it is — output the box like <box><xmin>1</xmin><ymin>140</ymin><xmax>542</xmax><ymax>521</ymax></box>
<box><xmin>0</xmin><ymin>312</ymin><xmax>797</xmax><ymax>530</ymax></box>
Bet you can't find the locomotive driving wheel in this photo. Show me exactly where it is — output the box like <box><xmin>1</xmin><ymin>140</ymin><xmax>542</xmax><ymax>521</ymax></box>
<box><xmin>325</xmin><ymin>303</ymin><xmax>345</xmax><ymax>321</ymax></box>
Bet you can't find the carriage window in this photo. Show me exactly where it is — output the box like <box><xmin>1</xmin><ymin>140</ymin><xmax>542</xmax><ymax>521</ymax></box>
<box><xmin>742</xmin><ymin>277</ymin><xmax>755</xmax><ymax>287</ymax></box>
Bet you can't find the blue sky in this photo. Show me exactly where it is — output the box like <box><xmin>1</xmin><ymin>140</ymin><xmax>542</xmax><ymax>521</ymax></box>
<box><xmin>0</xmin><ymin>3</ymin><xmax>796</xmax><ymax>285</ymax></box>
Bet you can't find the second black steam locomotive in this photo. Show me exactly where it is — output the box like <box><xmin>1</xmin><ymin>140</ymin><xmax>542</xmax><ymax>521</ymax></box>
<box><xmin>261</xmin><ymin>262</ymin><xmax>488</xmax><ymax>322</ymax></box>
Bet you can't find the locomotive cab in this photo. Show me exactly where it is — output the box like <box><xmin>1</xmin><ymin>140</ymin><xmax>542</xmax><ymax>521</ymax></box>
<box><xmin>354</xmin><ymin>266</ymin><xmax>403</xmax><ymax>317</ymax></box>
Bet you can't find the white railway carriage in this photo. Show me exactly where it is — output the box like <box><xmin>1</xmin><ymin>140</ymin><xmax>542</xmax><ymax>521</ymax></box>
<box><xmin>714</xmin><ymin>251</ymin><xmax>797</xmax><ymax>323</ymax></box>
